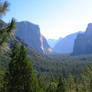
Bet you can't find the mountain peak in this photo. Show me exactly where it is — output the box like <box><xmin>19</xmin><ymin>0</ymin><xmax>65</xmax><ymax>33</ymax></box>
<box><xmin>18</xmin><ymin>21</ymin><xmax>39</xmax><ymax>26</ymax></box>
<box><xmin>73</xmin><ymin>23</ymin><xmax>92</xmax><ymax>55</ymax></box>
<box><xmin>86</xmin><ymin>23</ymin><xmax>92</xmax><ymax>31</ymax></box>
<box><xmin>88</xmin><ymin>23</ymin><xmax>92</xmax><ymax>27</ymax></box>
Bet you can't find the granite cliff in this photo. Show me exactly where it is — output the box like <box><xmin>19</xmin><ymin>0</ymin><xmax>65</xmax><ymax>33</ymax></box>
<box><xmin>15</xmin><ymin>21</ymin><xmax>52</xmax><ymax>54</ymax></box>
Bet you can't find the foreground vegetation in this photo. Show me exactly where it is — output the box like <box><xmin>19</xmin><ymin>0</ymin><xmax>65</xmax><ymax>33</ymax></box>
<box><xmin>1</xmin><ymin>43</ymin><xmax>92</xmax><ymax>92</ymax></box>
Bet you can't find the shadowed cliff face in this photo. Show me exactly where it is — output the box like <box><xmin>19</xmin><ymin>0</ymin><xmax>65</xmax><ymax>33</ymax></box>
<box><xmin>15</xmin><ymin>21</ymin><xmax>52</xmax><ymax>54</ymax></box>
<box><xmin>73</xmin><ymin>23</ymin><xmax>92</xmax><ymax>55</ymax></box>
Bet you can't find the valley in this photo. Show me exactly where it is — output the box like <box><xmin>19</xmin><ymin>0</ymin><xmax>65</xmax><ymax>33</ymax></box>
<box><xmin>1</xmin><ymin>0</ymin><xmax>92</xmax><ymax>92</ymax></box>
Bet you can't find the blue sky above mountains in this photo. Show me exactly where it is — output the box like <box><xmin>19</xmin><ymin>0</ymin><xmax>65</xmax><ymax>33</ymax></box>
<box><xmin>4</xmin><ymin>0</ymin><xmax>92</xmax><ymax>39</ymax></box>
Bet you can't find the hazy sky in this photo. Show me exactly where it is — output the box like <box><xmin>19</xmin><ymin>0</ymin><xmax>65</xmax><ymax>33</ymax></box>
<box><xmin>3</xmin><ymin>0</ymin><xmax>92</xmax><ymax>39</ymax></box>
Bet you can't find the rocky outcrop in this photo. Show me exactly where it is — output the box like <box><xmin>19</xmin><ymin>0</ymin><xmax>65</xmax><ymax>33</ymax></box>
<box><xmin>15</xmin><ymin>21</ymin><xmax>52</xmax><ymax>54</ymax></box>
<box><xmin>73</xmin><ymin>23</ymin><xmax>92</xmax><ymax>55</ymax></box>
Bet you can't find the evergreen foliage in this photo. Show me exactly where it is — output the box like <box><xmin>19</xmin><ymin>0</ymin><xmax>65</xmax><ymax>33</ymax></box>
<box><xmin>6</xmin><ymin>42</ymin><xmax>42</xmax><ymax>92</ymax></box>
<box><xmin>0</xmin><ymin>0</ymin><xmax>16</xmax><ymax>50</ymax></box>
<box><xmin>67</xmin><ymin>74</ymin><xmax>76</xmax><ymax>92</ymax></box>
<box><xmin>56</xmin><ymin>76</ymin><xmax>66</xmax><ymax>92</ymax></box>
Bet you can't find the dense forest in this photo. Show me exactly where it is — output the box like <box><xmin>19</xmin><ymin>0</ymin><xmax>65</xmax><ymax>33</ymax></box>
<box><xmin>0</xmin><ymin>0</ymin><xmax>92</xmax><ymax>92</ymax></box>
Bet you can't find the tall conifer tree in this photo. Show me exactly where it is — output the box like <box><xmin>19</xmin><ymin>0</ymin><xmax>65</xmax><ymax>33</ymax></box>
<box><xmin>0</xmin><ymin>0</ymin><xmax>16</xmax><ymax>49</ymax></box>
<box><xmin>7</xmin><ymin>43</ymin><xmax>42</xmax><ymax>92</ymax></box>
<box><xmin>56</xmin><ymin>76</ymin><xmax>66</xmax><ymax>92</ymax></box>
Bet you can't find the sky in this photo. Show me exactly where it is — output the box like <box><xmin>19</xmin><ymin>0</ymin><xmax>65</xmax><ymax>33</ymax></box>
<box><xmin>3</xmin><ymin>0</ymin><xmax>92</xmax><ymax>39</ymax></box>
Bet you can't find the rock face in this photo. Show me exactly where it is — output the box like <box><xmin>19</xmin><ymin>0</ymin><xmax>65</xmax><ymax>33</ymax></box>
<box><xmin>15</xmin><ymin>21</ymin><xmax>52</xmax><ymax>54</ymax></box>
<box><xmin>73</xmin><ymin>23</ymin><xmax>92</xmax><ymax>55</ymax></box>
<box><xmin>54</xmin><ymin>32</ymin><xmax>81</xmax><ymax>53</ymax></box>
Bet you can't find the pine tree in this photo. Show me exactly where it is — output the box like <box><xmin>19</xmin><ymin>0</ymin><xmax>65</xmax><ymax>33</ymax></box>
<box><xmin>46</xmin><ymin>73</ymin><xmax>57</xmax><ymax>92</ymax></box>
<box><xmin>81</xmin><ymin>65</ymin><xmax>92</xmax><ymax>92</ymax></box>
<box><xmin>6</xmin><ymin>43</ymin><xmax>42</xmax><ymax>92</ymax></box>
<box><xmin>68</xmin><ymin>74</ymin><xmax>76</xmax><ymax>92</ymax></box>
<box><xmin>37</xmin><ymin>73</ymin><xmax>46</xmax><ymax>91</ymax></box>
<box><xmin>46</xmin><ymin>82</ymin><xmax>57</xmax><ymax>92</ymax></box>
<box><xmin>0</xmin><ymin>0</ymin><xmax>16</xmax><ymax>50</ymax></box>
<box><xmin>6</xmin><ymin>42</ymin><xmax>20</xmax><ymax>92</ymax></box>
<box><xmin>56</xmin><ymin>76</ymin><xmax>66</xmax><ymax>92</ymax></box>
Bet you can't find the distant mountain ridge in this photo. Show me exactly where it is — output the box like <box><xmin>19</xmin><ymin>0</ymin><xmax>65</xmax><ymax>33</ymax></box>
<box><xmin>54</xmin><ymin>32</ymin><xmax>82</xmax><ymax>53</ymax></box>
<box><xmin>48</xmin><ymin>39</ymin><xmax>57</xmax><ymax>48</ymax></box>
<box><xmin>15</xmin><ymin>21</ymin><xmax>52</xmax><ymax>54</ymax></box>
<box><xmin>48</xmin><ymin>37</ymin><xmax>63</xmax><ymax>48</ymax></box>
<box><xmin>73</xmin><ymin>23</ymin><xmax>92</xmax><ymax>55</ymax></box>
